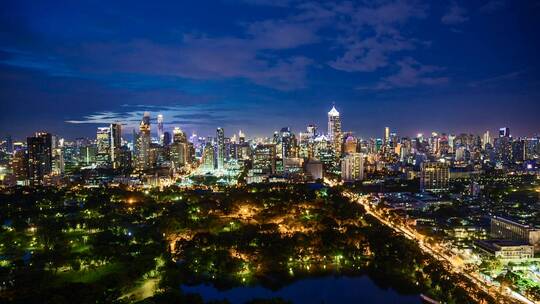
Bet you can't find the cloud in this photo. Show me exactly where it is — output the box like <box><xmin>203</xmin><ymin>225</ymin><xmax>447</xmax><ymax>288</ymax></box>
<box><xmin>479</xmin><ymin>0</ymin><xmax>505</xmax><ymax>13</ymax></box>
<box><xmin>328</xmin><ymin>0</ymin><xmax>427</xmax><ymax>72</ymax></box>
<box><xmin>441</xmin><ymin>2</ymin><xmax>469</xmax><ymax>25</ymax></box>
<box><xmin>468</xmin><ymin>69</ymin><xmax>525</xmax><ymax>87</ymax></box>
<box><xmin>65</xmin><ymin>103</ymin><xmax>242</xmax><ymax>133</ymax></box>
<box><xmin>358</xmin><ymin>57</ymin><xmax>448</xmax><ymax>90</ymax></box>
<box><xmin>76</xmin><ymin>16</ymin><xmax>319</xmax><ymax>91</ymax></box>
<box><xmin>329</xmin><ymin>36</ymin><xmax>415</xmax><ymax>72</ymax></box>
<box><xmin>238</xmin><ymin>0</ymin><xmax>293</xmax><ymax>7</ymax></box>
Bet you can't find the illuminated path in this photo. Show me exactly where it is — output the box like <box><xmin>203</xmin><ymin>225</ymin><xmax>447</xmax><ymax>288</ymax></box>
<box><xmin>343</xmin><ymin>191</ymin><xmax>530</xmax><ymax>304</ymax></box>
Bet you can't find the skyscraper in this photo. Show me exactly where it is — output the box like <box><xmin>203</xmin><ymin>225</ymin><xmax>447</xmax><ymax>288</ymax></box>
<box><xmin>157</xmin><ymin>114</ymin><xmax>164</xmax><ymax>144</ymax></box>
<box><xmin>201</xmin><ymin>143</ymin><xmax>215</xmax><ymax>172</ymax></box>
<box><xmin>253</xmin><ymin>144</ymin><xmax>276</xmax><ymax>175</ymax></box>
<box><xmin>483</xmin><ymin>130</ymin><xmax>491</xmax><ymax>149</ymax></box>
<box><xmin>110</xmin><ymin>123</ymin><xmax>122</xmax><ymax>169</ymax></box>
<box><xmin>162</xmin><ymin>131</ymin><xmax>171</xmax><ymax>146</ymax></box>
<box><xmin>11</xmin><ymin>148</ymin><xmax>27</xmax><ymax>183</ymax></box>
<box><xmin>216</xmin><ymin>127</ymin><xmax>225</xmax><ymax>170</ymax></box>
<box><xmin>343</xmin><ymin>133</ymin><xmax>357</xmax><ymax>154</ymax></box>
<box><xmin>384</xmin><ymin>127</ymin><xmax>390</xmax><ymax>145</ymax></box>
<box><xmin>27</xmin><ymin>132</ymin><xmax>52</xmax><ymax>185</ymax></box>
<box><xmin>170</xmin><ymin>127</ymin><xmax>188</xmax><ymax>168</ymax></box>
<box><xmin>499</xmin><ymin>127</ymin><xmax>510</xmax><ymax>138</ymax></box>
<box><xmin>136</xmin><ymin>112</ymin><xmax>151</xmax><ymax>170</ymax></box>
<box><xmin>328</xmin><ymin>104</ymin><xmax>342</xmax><ymax>156</ymax></box>
<box><xmin>280</xmin><ymin>127</ymin><xmax>292</xmax><ymax>159</ymax></box>
<box><xmin>306</xmin><ymin>125</ymin><xmax>317</xmax><ymax>139</ymax></box>
<box><xmin>96</xmin><ymin>127</ymin><xmax>110</xmax><ymax>165</ymax></box>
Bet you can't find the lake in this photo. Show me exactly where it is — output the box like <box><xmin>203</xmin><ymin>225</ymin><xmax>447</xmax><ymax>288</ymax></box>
<box><xmin>182</xmin><ymin>275</ymin><xmax>423</xmax><ymax>303</ymax></box>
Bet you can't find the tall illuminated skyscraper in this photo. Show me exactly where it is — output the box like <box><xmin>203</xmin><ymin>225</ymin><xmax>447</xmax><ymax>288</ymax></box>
<box><xmin>27</xmin><ymin>132</ymin><xmax>52</xmax><ymax>185</ymax></box>
<box><xmin>327</xmin><ymin>104</ymin><xmax>342</xmax><ymax>156</ymax></box>
<box><xmin>110</xmin><ymin>123</ymin><xmax>122</xmax><ymax>169</ymax></box>
<box><xmin>170</xmin><ymin>127</ymin><xmax>188</xmax><ymax>168</ymax></box>
<box><xmin>280</xmin><ymin>127</ymin><xmax>292</xmax><ymax>159</ymax></box>
<box><xmin>384</xmin><ymin>127</ymin><xmax>390</xmax><ymax>145</ymax></box>
<box><xmin>483</xmin><ymin>131</ymin><xmax>491</xmax><ymax>149</ymax></box>
<box><xmin>96</xmin><ymin>127</ymin><xmax>110</xmax><ymax>165</ymax></box>
<box><xmin>216</xmin><ymin>127</ymin><xmax>225</xmax><ymax>170</ymax></box>
<box><xmin>201</xmin><ymin>143</ymin><xmax>215</xmax><ymax>172</ymax></box>
<box><xmin>136</xmin><ymin>112</ymin><xmax>151</xmax><ymax>170</ymax></box>
<box><xmin>157</xmin><ymin>114</ymin><xmax>164</xmax><ymax>144</ymax></box>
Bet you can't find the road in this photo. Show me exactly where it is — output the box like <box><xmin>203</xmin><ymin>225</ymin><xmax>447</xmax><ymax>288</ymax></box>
<box><xmin>343</xmin><ymin>191</ymin><xmax>532</xmax><ymax>304</ymax></box>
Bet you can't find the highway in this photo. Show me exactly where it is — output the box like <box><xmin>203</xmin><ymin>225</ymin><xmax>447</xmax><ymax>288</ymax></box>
<box><xmin>343</xmin><ymin>191</ymin><xmax>532</xmax><ymax>304</ymax></box>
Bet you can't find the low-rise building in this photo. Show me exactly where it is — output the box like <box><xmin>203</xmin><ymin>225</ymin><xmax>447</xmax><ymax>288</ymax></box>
<box><xmin>475</xmin><ymin>240</ymin><xmax>534</xmax><ymax>261</ymax></box>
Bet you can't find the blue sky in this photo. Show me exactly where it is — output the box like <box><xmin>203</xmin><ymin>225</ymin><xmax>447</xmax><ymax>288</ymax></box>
<box><xmin>1</xmin><ymin>0</ymin><xmax>539</xmax><ymax>139</ymax></box>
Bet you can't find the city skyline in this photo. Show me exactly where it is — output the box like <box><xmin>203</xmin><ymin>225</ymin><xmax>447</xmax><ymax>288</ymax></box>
<box><xmin>1</xmin><ymin>1</ymin><xmax>540</xmax><ymax>139</ymax></box>
<box><xmin>2</xmin><ymin>104</ymin><xmax>539</xmax><ymax>142</ymax></box>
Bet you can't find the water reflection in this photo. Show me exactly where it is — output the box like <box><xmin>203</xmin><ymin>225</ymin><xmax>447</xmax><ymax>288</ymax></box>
<box><xmin>183</xmin><ymin>275</ymin><xmax>422</xmax><ymax>304</ymax></box>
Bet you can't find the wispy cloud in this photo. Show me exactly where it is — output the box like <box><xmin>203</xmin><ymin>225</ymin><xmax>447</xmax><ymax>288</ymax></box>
<box><xmin>468</xmin><ymin>69</ymin><xmax>525</xmax><ymax>87</ymax></box>
<box><xmin>328</xmin><ymin>0</ymin><xmax>427</xmax><ymax>72</ymax></box>
<box><xmin>441</xmin><ymin>2</ymin><xmax>469</xmax><ymax>25</ymax></box>
<box><xmin>65</xmin><ymin>103</ymin><xmax>242</xmax><ymax>133</ymax></box>
<box><xmin>358</xmin><ymin>57</ymin><xmax>448</xmax><ymax>90</ymax></box>
<box><xmin>479</xmin><ymin>0</ymin><xmax>505</xmax><ymax>13</ymax></box>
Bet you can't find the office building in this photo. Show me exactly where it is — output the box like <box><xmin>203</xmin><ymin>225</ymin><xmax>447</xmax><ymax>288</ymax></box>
<box><xmin>253</xmin><ymin>144</ymin><xmax>276</xmax><ymax>175</ymax></box>
<box><xmin>27</xmin><ymin>132</ymin><xmax>52</xmax><ymax>185</ymax></box>
<box><xmin>96</xmin><ymin>127</ymin><xmax>111</xmax><ymax>165</ymax></box>
<box><xmin>420</xmin><ymin>161</ymin><xmax>449</xmax><ymax>192</ymax></box>
<box><xmin>157</xmin><ymin>114</ymin><xmax>164</xmax><ymax>144</ymax></box>
<box><xmin>135</xmin><ymin>112</ymin><xmax>151</xmax><ymax>170</ymax></box>
<box><xmin>328</xmin><ymin>105</ymin><xmax>342</xmax><ymax>156</ymax></box>
<box><xmin>499</xmin><ymin>127</ymin><xmax>510</xmax><ymax>138</ymax></box>
<box><xmin>475</xmin><ymin>240</ymin><xmax>534</xmax><ymax>261</ymax></box>
<box><xmin>491</xmin><ymin>216</ymin><xmax>540</xmax><ymax>252</ymax></box>
<box><xmin>216</xmin><ymin>127</ymin><xmax>225</xmax><ymax>170</ymax></box>
<box><xmin>110</xmin><ymin>123</ymin><xmax>122</xmax><ymax>169</ymax></box>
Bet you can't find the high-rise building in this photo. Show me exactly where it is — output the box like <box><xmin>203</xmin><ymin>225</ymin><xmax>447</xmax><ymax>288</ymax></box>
<box><xmin>341</xmin><ymin>153</ymin><xmax>364</xmax><ymax>182</ymax></box>
<box><xmin>384</xmin><ymin>127</ymin><xmax>390</xmax><ymax>145</ymax></box>
<box><xmin>499</xmin><ymin>127</ymin><xmax>510</xmax><ymax>138</ymax></box>
<box><xmin>420</xmin><ymin>161</ymin><xmax>450</xmax><ymax>192</ymax></box>
<box><xmin>96</xmin><ymin>127</ymin><xmax>110</xmax><ymax>165</ymax></box>
<box><xmin>4</xmin><ymin>136</ymin><xmax>13</xmax><ymax>153</ymax></box>
<box><xmin>27</xmin><ymin>132</ymin><xmax>52</xmax><ymax>185</ymax></box>
<box><xmin>201</xmin><ymin>143</ymin><xmax>215</xmax><ymax>172</ymax></box>
<box><xmin>343</xmin><ymin>133</ymin><xmax>357</xmax><ymax>154</ymax></box>
<box><xmin>110</xmin><ymin>123</ymin><xmax>122</xmax><ymax>169</ymax></box>
<box><xmin>253</xmin><ymin>144</ymin><xmax>276</xmax><ymax>175</ymax></box>
<box><xmin>482</xmin><ymin>131</ymin><xmax>491</xmax><ymax>149</ymax></box>
<box><xmin>328</xmin><ymin>105</ymin><xmax>342</xmax><ymax>156</ymax></box>
<box><xmin>305</xmin><ymin>158</ymin><xmax>323</xmax><ymax>180</ymax></box>
<box><xmin>11</xmin><ymin>148</ymin><xmax>27</xmax><ymax>183</ymax></box>
<box><xmin>238</xmin><ymin>130</ymin><xmax>246</xmax><ymax>144</ymax></box>
<box><xmin>494</xmin><ymin>136</ymin><xmax>512</xmax><ymax>164</ymax></box>
<box><xmin>280</xmin><ymin>127</ymin><xmax>293</xmax><ymax>159</ymax></box>
<box><xmin>163</xmin><ymin>131</ymin><xmax>171</xmax><ymax>146</ymax></box>
<box><xmin>136</xmin><ymin>112</ymin><xmax>151</xmax><ymax>170</ymax></box>
<box><xmin>306</xmin><ymin>125</ymin><xmax>317</xmax><ymax>139</ymax></box>
<box><xmin>170</xmin><ymin>127</ymin><xmax>188</xmax><ymax>169</ymax></box>
<box><xmin>157</xmin><ymin>114</ymin><xmax>164</xmax><ymax>144</ymax></box>
<box><xmin>216</xmin><ymin>127</ymin><xmax>225</xmax><ymax>170</ymax></box>
<box><xmin>512</xmin><ymin>139</ymin><xmax>525</xmax><ymax>163</ymax></box>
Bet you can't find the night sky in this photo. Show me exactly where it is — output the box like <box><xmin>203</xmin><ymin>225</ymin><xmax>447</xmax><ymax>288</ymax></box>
<box><xmin>1</xmin><ymin>0</ymin><xmax>540</xmax><ymax>140</ymax></box>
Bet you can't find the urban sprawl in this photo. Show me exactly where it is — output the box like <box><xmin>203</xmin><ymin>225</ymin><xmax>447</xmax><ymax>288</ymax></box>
<box><xmin>1</xmin><ymin>105</ymin><xmax>540</xmax><ymax>304</ymax></box>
